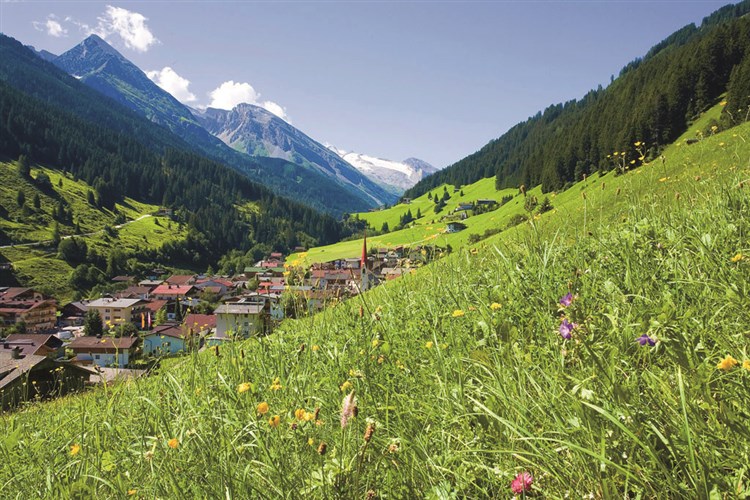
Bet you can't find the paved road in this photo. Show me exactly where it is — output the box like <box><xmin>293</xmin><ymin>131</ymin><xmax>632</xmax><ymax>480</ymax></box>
<box><xmin>0</xmin><ymin>214</ymin><xmax>152</xmax><ymax>250</ymax></box>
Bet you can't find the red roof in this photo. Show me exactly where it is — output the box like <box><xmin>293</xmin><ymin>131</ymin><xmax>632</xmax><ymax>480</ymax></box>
<box><xmin>143</xmin><ymin>299</ymin><xmax>169</xmax><ymax>313</ymax></box>
<box><xmin>165</xmin><ymin>275</ymin><xmax>195</xmax><ymax>286</ymax></box>
<box><xmin>183</xmin><ymin>314</ymin><xmax>216</xmax><ymax>330</ymax></box>
<box><xmin>151</xmin><ymin>284</ymin><xmax>194</xmax><ymax>296</ymax></box>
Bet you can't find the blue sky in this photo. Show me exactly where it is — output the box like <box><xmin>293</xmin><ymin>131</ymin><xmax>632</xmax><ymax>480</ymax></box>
<box><xmin>0</xmin><ymin>1</ymin><xmax>736</xmax><ymax>168</ymax></box>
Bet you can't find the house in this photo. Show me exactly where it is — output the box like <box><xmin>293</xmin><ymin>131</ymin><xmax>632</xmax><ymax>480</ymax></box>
<box><xmin>143</xmin><ymin>322</ymin><xmax>199</xmax><ymax>357</ymax></box>
<box><xmin>142</xmin><ymin>299</ymin><xmax>169</xmax><ymax>325</ymax></box>
<box><xmin>86</xmin><ymin>298</ymin><xmax>149</xmax><ymax>328</ymax></box>
<box><xmin>0</xmin><ymin>349</ymin><xmax>95</xmax><ymax>410</ymax></box>
<box><xmin>183</xmin><ymin>313</ymin><xmax>217</xmax><ymax>334</ymax></box>
<box><xmin>237</xmin><ymin>294</ymin><xmax>284</xmax><ymax>321</ymax></box>
<box><xmin>69</xmin><ymin>336</ymin><xmax>140</xmax><ymax>368</ymax></box>
<box><xmin>0</xmin><ymin>289</ymin><xmax>57</xmax><ymax>333</ymax></box>
<box><xmin>476</xmin><ymin>199</ymin><xmax>497</xmax><ymax>206</ymax></box>
<box><xmin>214</xmin><ymin>303</ymin><xmax>269</xmax><ymax>338</ymax></box>
<box><xmin>446</xmin><ymin>222</ymin><xmax>467</xmax><ymax>233</ymax></box>
<box><xmin>60</xmin><ymin>301</ymin><xmax>89</xmax><ymax>327</ymax></box>
<box><xmin>456</xmin><ymin>203</ymin><xmax>474</xmax><ymax>212</ymax></box>
<box><xmin>342</xmin><ymin>258</ymin><xmax>361</xmax><ymax>270</ymax></box>
<box><xmin>138</xmin><ymin>279</ymin><xmax>163</xmax><ymax>288</ymax></box>
<box><xmin>111</xmin><ymin>275</ymin><xmax>134</xmax><ymax>284</ymax></box>
<box><xmin>164</xmin><ymin>275</ymin><xmax>196</xmax><ymax>287</ymax></box>
<box><xmin>117</xmin><ymin>286</ymin><xmax>154</xmax><ymax>300</ymax></box>
<box><xmin>2</xmin><ymin>334</ymin><xmax>65</xmax><ymax>359</ymax></box>
<box><xmin>150</xmin><ymin>284</ymin><xmax>197</xmax><ymax>301</ymax></box>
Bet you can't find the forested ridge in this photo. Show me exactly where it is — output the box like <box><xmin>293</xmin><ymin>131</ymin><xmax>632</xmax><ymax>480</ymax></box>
<box><xmin>406</xmin><ymin>0</ymin><xmax>750</xmax><ymax>197</ymax></box>
<box><xmin>0</xmin><ymin>38</ymin><xmax>349</xmax><ymax>270</ymax></box>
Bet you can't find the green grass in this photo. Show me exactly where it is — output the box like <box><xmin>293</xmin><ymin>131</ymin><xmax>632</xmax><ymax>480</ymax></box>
<box><xmin>1</xmin><ymin>105</ymin><xmax>749</xmax><ymax>497</ymax></box>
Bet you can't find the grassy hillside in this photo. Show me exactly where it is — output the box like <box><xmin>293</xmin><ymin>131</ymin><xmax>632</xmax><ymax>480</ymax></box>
<box><xmin>0</xmin><ymin>160</ymin><xmax>186</xmax><ymax>298</ymax></box>
<box><xmin>1</xmin><ymin>107</ymin><xmax>749</xmax><ymax>497</ymax></box>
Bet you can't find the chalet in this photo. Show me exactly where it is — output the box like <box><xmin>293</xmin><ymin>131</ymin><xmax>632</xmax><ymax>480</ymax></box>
<box><xmin>111</xmin><ymin>275</ymin><xmax>134</xmax><ymax>284</ymax></box>
<box><xmin>142</xmin><ymin>299</ymin><xmax>169</xmax><ymax>325</ymax></box>
<box><xmin>164</xmin><ymin>275</ymin><xmax>196</xmax><ymax>286</ymax></box>
<box><xmin>238</xmin><ymin>294</ymin><xmax>284</xmax><ymax>321</ymax></box>
<box><xmin>0</xmin><ymin>289</ymin><xmax>57</xmax><ymax>333</ymax></box>
<box><xmin>86</xmin><ymin>298</ymin><xmax>148</xmax><ymax>328</ymax></box>
<box><xmin>150</xmin><ymin>284</ymin><xmax>197</xmax><ymax>301</ymax></box>
<box><xmin>446</xmin><ymin>222</ymin><xmax>467</xmax><ymax>233</ymax></box>
<box><xmin>143</xmin><ymin>322</ymin><xmax>199</xmax><ymax>356</ymax></box>
<box><xmin>117</xmin><ymin>286</ymin><xmax>153</xmax><ymax>300</ymax></box>
<box><xmin>60</xmin><ymin>301</ymin><xmax>89</xmax><ymax>327</ymax></box>
<box><xmin>69</xmin><ymin>336</ymin><xmax>140</xmax><ymax>368</ymax></box>
<box><xmin>194</xmin><ymin>280</ymin><xmax>229</xmax><ymax>297</ymax></box>
<box><xmin>214</xmin><ymin>303</ymin><xmax>269</xmax><ymax>338</ymax></box>
<box><xmin>2</xmin><ymin>334</ymin><xmax>64</xmax><ymax>359</ymax></box>
<box><xmin>456</xmin><ymin>203</ymin><xmax>474</xmax><ymax>212</ymax></box>
<box><xmin>138</xmin><ymin>279</ymin><xmax>164</xmax><ymax>288</ymax></box>
<box><xmin>0</xmin><ymin>350</ymin><xmax>95</xmax><ymax>410</ymax></box>
<box><xmin>476</xmin><ymin>199</ymin><xmax>497</xmax><ymax>206</ymax></box>
<box><xmin>342</xmin><ymin>258</ymin><xmax>361</xmax><ymax>270</ymax></box>
<box><xmin>183</xmin><ymin>313</ymin><xmax>217</xmax><ymax>334</ymax></box>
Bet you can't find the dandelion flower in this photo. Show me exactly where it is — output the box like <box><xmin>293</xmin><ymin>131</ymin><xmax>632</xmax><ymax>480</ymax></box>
<box><xmin>308</xmin><ymin>437</ymin><xmax>315</xmax><ymax>446</ymax></box>
<box><xmin>510</xmin><ymin>471</ymin><xmax>533</xmax><ymax>494</ymax></box>
<box><xmin>127</xmin><ymin>490</ymin><xmax>137</xmax><ymax>496</ymax></box>
<box><xmin>490</xmin><ymin>302</ymin><xmax>502</xmax><ymax>311</ymax></box>
<box><xmin>237</xmin><ymin>382</ymin><xmax>251</xmax><ymax>394</ymax></box>
<box><xmin>269</xmin><ymin>415</ymin><xmax>281</xmax><ymax>428</ymax></box>
<box><xmin>312</xmin><ymin>345</ymin><xmax>320</xmax><ymax>352</ymax></box>
<box><xmin>167</xmin><ymin>438</ymin><xmax>179</xmax><ymax>449</ymax></box>
<box><xmin>425</xmin><ymin>341</ymin><xmax>434</xmax><ymax>349</ymax></box>
<box><xmin>717</xmin><ymin>355</ymin><xmax>738</xmax><ymax>371</ymax></box>
<box><xmin>731</xmin><ymin>253</ymin><xmax>743</xmax><ymax>263</ymax></box>
<box><xmin>341</xmin><ymin>391</ymin><xmax>356</xmax><ymax>428</ymax></box>
<box><xmin>295</xmin><ymin>408</ymin><xmax>306</xmax><ymax>421</ymax></box>
<box><xmin>743</xmin><ymin>360</ymin><xmax>750</xmax><ymax>371</ymax></box>
<box><xmin>269</xmin><ymin>377</ymin><xmax>283</xmax><ymax>391</ymax></box>
<box><xmin>371</xmin><ymin>339</ymin><xmax>380</xmax><ymax>348</ymax></box>
<box><xmin>257</xmin><ymin>401</ymin><xmax>269</xmax><ymax>415</ymax></box>
<box><xmin>340</xmin><ymin>380</ymin><xmax>353</xmax><ymax>392</ymax></box>
<box><xmin>452</xmin><ymin>309</ymin><xmax>465</xmax><ymax>318</ymax></box>
<box><xmin>69</xmin><ymin>444</ymin><xmax>80</xmax><ymax>456</ymax></box>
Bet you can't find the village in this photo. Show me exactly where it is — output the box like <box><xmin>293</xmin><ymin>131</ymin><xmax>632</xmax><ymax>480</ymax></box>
<box><xmin>0</xmin><ymin>242</ymin><xmax>448</xmax><ymax>411</ymax></box>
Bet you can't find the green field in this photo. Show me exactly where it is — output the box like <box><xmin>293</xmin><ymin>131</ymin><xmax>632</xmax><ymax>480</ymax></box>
<box><xmin>1</xmin><ymin>104</ymin><xmax>749</xmax><ymax>497</ymax></box>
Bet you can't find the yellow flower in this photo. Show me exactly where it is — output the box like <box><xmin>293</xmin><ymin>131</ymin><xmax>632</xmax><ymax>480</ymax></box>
<box><xmin>717</xmin><ymin>355</ymin><xmax>738</xmax><ymax>371</ymax></box>
<box><xmin>269</xmin><ymin>377</ymin><xmax>283</xmax><ymax>391</ymax></box>
<box><xmin>720</xmin><ymin>100</ymin><xmax>728</xmax><ymax>106</ymax></box>
<box><xmin>731</xmin><ymin>253</ymin><xmax>743</xmax><ymax>263</ymax></box>
<box><xmin>295</xmin><ymin>408</ymin><xmax>306</xmax><ymax>421</ymax></box>
<box><xmin>128</xmin><ymin>490</ymin><xmax>137</xmax><ymax>496</ymax></box>
<box><xmin>167</xmin><ymin>438</ymin><xmax>179</xmax><ymax>449</ymax></box>
<box><xmin>452</xmin><ymin>309</ymin><xmax>465</xmax><ymax>318</ymax></box>
<box><xmin>308</xmin><ymin>437</ymin><xmax>315</xmax><ymax>446</ymax></box>
<box><xmin>257</xmin><ymin>401</ymin><xmax>269</xmax><ymax>415</ymax></box>
<box><xmin>470</xmin><ymin>247</ymin><xmax>478</xmax><ymax>255</ymax></box>
<box><xmin>711</xmin><ymin>125</ymin><xmax>718</xmax><ymax>132</ymax></box>
<box><xmin>659</xmin><ymin>177</ymin><xmax>668</xmax><ymax>182</ymax></box>
<box><xmin>490</xmin><ymin>302</ymin><xmax>502</xmax><ymax>311</ymax></box>
<box><xmin>69</xmin><ymin>444</ymin><xmax>80</xmax><ymax>456</ymax></box>
<box><xmin>371</xmin><ymin>339</ymin><xmax>380</xmax><ymax>348</ymax></box>
<box><xmin>425</xmin><ymin>341</ymin><xmax>434</xmax><ymax>349</ymax></box>
<box><xmin>743</xmin><ymin>360</ymin><xmax>750</xmax><ymax>371</ymax></box>
<box><xmin>237</xmin><ymin>382</ymin><xmax>252</xmax><ymax>394</ymax></box>
<box><xmin>268</xmin><ymin>415</ymin><xmax>281</xmax><ymax>428</ymax></box>
<box><xmin>630</xmin><ymin>160</ymin><xmax>636</xmax><ymax>165</ymax></box>
<box><xmin>311</xmin><ymin>345</ymin><xmax>320</xmax><ymax>352</ymax></box>
<box><xmin>303</xmin><ymin>411</ymin><xmax>315</xmax><ymax>421</ymax></box>
<box><xmin>340</xmin><ymin>380</ymin><xmax>353</xmax><ymax>392</ymax></box>
<box><xmin>634</xmin><ymin>141</ymin><xmax>642</xmax><ymax>147</ymax></box>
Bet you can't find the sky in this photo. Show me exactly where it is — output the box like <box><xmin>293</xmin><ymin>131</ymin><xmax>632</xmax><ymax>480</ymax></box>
<box><xmin>0</xmin><ymin>0</ymin><xmax>738</xmax><ymax>168</ymax></box>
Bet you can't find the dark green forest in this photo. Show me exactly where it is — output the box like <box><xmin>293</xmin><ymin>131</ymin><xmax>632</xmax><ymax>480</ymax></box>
<box><xmin>0</xmin><ymin>40</ymin><xmax>352</xmax><ymax>273</ymax></box>
<box><xmin>406</xmin><ymin>0</ymin><xmax>750</xmax><ymax>197</ymax></box>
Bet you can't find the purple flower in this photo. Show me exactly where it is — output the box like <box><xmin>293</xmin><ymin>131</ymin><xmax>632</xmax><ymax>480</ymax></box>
<box><xmin>636</xmin><ymin>334</ymin><xmax>656</xmax><ymax>346</ymax></box>
<box><xmin>559</xmin><ymin>318</ymin><xmax>576</xmax><ymax>339</ymax></box>
<box><xmin>559</xmin><ymin>292</ymin><xmax>574</xmax><ymax>308</ymax></box>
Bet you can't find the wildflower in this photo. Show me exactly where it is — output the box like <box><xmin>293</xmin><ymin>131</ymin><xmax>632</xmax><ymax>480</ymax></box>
<box><xmin>470</xmin><ymin>247</ymin><xmax>479</xmax><ymax>255</ymax></box>
<box><xmin>490</xmin><ymin>302</ymin><xmax>502</xmax><ymax>311</ymax></box>
<box><xmin>128</xmin><ymin>490</ymin><xmax>137</xmax><ymax>496</ymax></box>
<box><xmin>366</xmin><ymin>490</ymin><xmax>376</xmax><ymax>500</ymax></box>
<box><xmin>69</xmin><ymin>444</ymin><xmax>80</xmax><ymax>456</ymax></box>
<box><xmin>388</xmin><ymin>438</ymin><xmax>400</xmax><ymax>453</ymax></box>
<box><xmin>340</xmin><ymin>380</ymin><xmax>353</xmax><ymax>392</ymax></box>
<box><xmin>377</xmin><ymin>355</ymin><xmax>385</xmax><ymax>364</ymax></box>
<box><xmin>510</xmin><ymin>471</ymin><xmax>533</xmax><ymax>494</ymax></box>
<box><xmin>468</xmin><ymin>305</ymin><xmax>477</xmax><ymax>311</ymax></box>
<box><xmin>364</xmin><ymin>422</ymin><xmax>376</xmax><ymax>442</ymax></box>
<box><xmin>295</xmin><ymin>408</ymin><xmax>306</xmax><ymax>421</ymax></box>
<box><xmin>308</xmin><ymin>437</ymin><xmax>315</xmax><ymax>446</ymax></box>
<box><xmin>636</xmin><ymin>334</ymin><xmax>656</xmax><ymax>346</ymax></box>
<box><xmin>452</xmin><ymin>309</ymin><xmax>465</xmax><ymax>318</ymax></box>
<box><xmin>743</xmin><ymin>360</ymin><xmax>750</xmax><ymax>371</ymax></box>
<box><xmin>720</xmin><ymin>100</ymin><xmax>727</xmax><ymax>106</ymax></box>
<box><xmin>168</xmin><ymin>438</ymin><xmax>179</xmax><ymax>449</ymax></box>
<box><xmin>303</xmin><ymin>411</ymin><xmax>315</xmax><ymax>421</ymax></box>
<box><xmin>717</xmin><ymin>355</ymin><xmax>739</xmax><ymax>371</ymax></box>
<box><xmin>719</xmin><ymin>142</ymin><xmax>726</xmax><ymax>147</ymax></box>
<box><xmin>269</xmin><ymin>415</ymin><xmax>281</xmax><ymax>428</ymax></box>
<box><xmin>425</xmin><ymin>341</ymin><xmax>434</xmax><ymax>349</ymax></box>
<box><xmin>659</xmin><ymin>177</ymin><xmax>668</xmax><ymax>182</ymax></box>
<box><xmin>269</xmin><ymin>377</ymin><xmax>283</xmax><ymax>391</ymax></box>
<box><xmin>312</xmin><ymin>345</ymin><xmax>320</xmax><ymax>352</ymax></box>
<box><xmin>559</xmin><ymin>318</ymin><xmax>576</xmax><ymax>340</ymax></box>
<box><xmin>634</xmin><ymin>141</ymin><xmax>642</xmax><ymax>147</ymax></box>
<box><xmin>341</xmin><ymin>391</ymin><xmax>356</xmax><ymax>428</ymax></box>
<box><xmin>257</xmin><ymin>401</ymin><xmax>269</xmax><ymax>415</ymax></box>
<box><xmin>237</xmin><ymin>382</ymin><xmax>252</xmax><ymax>394</ymax></box>
<box><xmin>317</xmin><ymin>442</ymin><xmax>328</xmax><ymax>455</ymax></box>
<box><xmin>731</xmin><ymin>253</ymin><xmax>743</xmax><ymax>263</ymax></box>
<box><xmin>559</xmin><ymin>292</ymin><xmax>574</xmax><ymax>308</ymax></box>
<box><xmin>371</xmin><ymin>339</ymin><xmax>380</xmax><ymax>348</ymax></box>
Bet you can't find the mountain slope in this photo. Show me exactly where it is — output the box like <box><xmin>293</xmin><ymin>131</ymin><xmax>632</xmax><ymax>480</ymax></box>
<box><xmin>406</xmin><ymin>0</ymin><xmax>750</xmax><ymax>198</ymax></box>
<box><xmin>194</xmin><ymin>104</ymin><xmax>397</xmax><ymax>206</ymax></box>
<box><xmin>326</xmin><ymin>145</ymin><xmax>438</xmax><ymax>197</ymax></box>
<box><xmin>51</xmin><ymin>35</ymin><xmax>387</xmax><ymax>214</ymax></box>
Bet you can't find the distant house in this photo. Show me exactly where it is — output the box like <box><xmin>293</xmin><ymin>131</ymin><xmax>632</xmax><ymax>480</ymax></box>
<box><xmin>446</xmin><ymin>222</ymin><xmax>467</xmax><ymax>233</ymax></box>
<box><xmin>0</xmin><ymin>350</ymin><xmax>95</xmax><ymax>410</ymax></box>
<box><xmin>111</xmin><ymin>275</ymin><xmax>134</xmax><ymax>284</ymax></box>
<box><xmin>0</xmin><ymin>288</ymin><xmax>57</xmax><ymax>333</ymax></box>
<box><xmin>117</xmin><ymin>286</ymin><xmax>153</xmax><ymax>300</ymax></box>
<box><xmin>476</xmin><ymin>199</ymin><xmax>497</xmax><ymax>206</ymax></box>
<box><xmin>164</xmin><ymin>275</ymin><xmax>196</xmax><ymax>287</ymax></box>
<box><xmin>2</xmin><ymin>334</ymin><xmax>64</xmax><ymax>359</ymax></box>
<box><xmin>60</xmin><ymin>301</ymin><xmax>89</xmax><ymax>327</ymax></box>
<box><xmin>86</xmin><ymin>298</ymin><xmax>148</xmax><ymax>328</ymax></box>
<box><xmin>456</xmin><ymin>203</ymin><xmax>474</xmax><ymax>212</ymax></box>
<box><xmin>237</xmin><ymin>294</ymin><xmax>284</xmax><ymax>321</ymax></box>
<box><xmin>69</xmin><ymin>336</ymin><xmax>140</xmax><ymax>368</ymax></box>
<box><xmin>150</xmin><ymin>284</ymin><xmax>197</xmax><ymax>301</ymax></box>
<box><xmin>183</xmin><ymin>314</ymin><xmax>217</xmax><ymax>334</ymax></box>
<box><xmin>214</xmin><ymin>303</ymin><xmax>269</xmax><ymax>338</ymax></box>
<box><xmin>143</xmin><ymin>323</ymin><xmax>199</xmax><ymax>357</ymax></box>
<box><xmin>138</xmin><ymin>279</ymin><xmax>163</xmax><ymax>288</ymax></box>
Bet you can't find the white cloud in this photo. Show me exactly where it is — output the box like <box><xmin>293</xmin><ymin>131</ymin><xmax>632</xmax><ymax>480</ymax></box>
<box><xmin>33</xmin><ymin>15</ymin><xmax>68</xmax><ymax>37</ymax></box>
<box><xmin>95</xmin><ymin>5</ymin><xmax>158</xmax><ymax>52</ymax></box>
<box><xmin>208</xmin><ymin>80</ymin><xmax>289</xmax><ymax>121</ymax></box>
<box><xmin>146</xmin><ymin>67</ymin><xmax>197</xmax><ymax>103</ymax></box>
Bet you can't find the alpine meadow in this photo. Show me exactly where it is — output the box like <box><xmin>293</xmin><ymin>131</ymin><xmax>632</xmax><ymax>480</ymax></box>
<box><xmin>1</xmin><ymin>1</ymin><xmax>750</xmax><ymax>499</ymax></box>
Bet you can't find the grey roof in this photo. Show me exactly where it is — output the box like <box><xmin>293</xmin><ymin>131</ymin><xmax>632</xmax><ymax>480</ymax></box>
<box><xmin>214</xmin><ymin>304</ymin><xmax>265</xmax><ymax>315</ymax></box>
<box><xmin>87</xmin><ymin>298</ymin><xmax>146</xmax><ymax>308</ymax></box>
